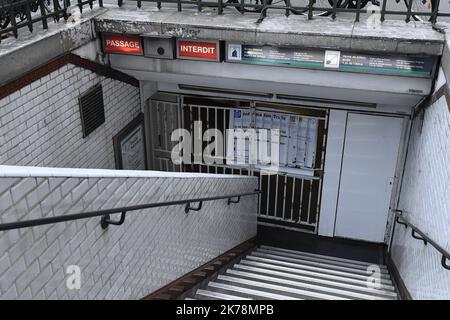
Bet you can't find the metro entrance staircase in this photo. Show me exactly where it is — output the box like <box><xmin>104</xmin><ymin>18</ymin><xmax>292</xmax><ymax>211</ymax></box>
<box><xmin>187</xmin><ymin>245</ymin><xmax>398</xmax><ymax>300</ymax></box>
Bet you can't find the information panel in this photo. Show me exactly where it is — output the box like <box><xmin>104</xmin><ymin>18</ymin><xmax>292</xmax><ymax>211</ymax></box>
<box><xmin>227</xmin><ymin>43</ymin><xmax>435</xmax><ymax>77</ymax></box>
<box><xmin>113</xmin><ymin>114</ymin><xmax>147</xmax><ymax>170</ymax></box>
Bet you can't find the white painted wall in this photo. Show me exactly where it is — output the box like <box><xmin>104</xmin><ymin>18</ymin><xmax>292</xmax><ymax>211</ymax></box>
<box><xmin>0</xmin><ymin>63</ymin><xmax>141</xmax><ymax>169</ymax></box>
<box><xmin>390</xmin><ymin>68</ymin><xmax>450</xmax><ymax>299</ymax></box>
<box><xmin>0</xmin><ymin>166</ymin><xmax>258</xmax><ymax>299</ymax></box>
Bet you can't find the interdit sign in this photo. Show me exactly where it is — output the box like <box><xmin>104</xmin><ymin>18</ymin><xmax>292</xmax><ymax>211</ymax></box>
<box><xmin>177</xmin><ymin>40</ymin><xmax>219</xmax><ymax>61</ymax></box>
<box><xmin>103</xmin><ymin>35</ymin><xmax>143</xmax><ymax>54</ymax></box>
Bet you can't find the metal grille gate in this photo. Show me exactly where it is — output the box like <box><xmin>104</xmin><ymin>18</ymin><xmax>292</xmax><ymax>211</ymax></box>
<box><xmin>149</xmin><ymin>94</ymin><xmax>327</xmax><ymax>233</ymax></box>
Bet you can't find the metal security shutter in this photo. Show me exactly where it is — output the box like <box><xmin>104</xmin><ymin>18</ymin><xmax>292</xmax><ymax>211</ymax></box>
<box><xmin>79</xmin><ymin>84</ymin><xmax>105</xmax><ymax>138</ymax></box>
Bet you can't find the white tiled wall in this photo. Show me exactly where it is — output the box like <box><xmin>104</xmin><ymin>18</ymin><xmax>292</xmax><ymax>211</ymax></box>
<box><xmin>0</xmin><ymin>167</ymin><xmax>258</xmax><ymax>299</ymax></box>
<box><xmin>391</xmin><ymin>72</ymin><xmax>450</xmax><ymax>299</ymax></box>
<box><xmin>0</xmin><ymin>63</ymin><xmax>140</xmax><ymax>168</ymax></box>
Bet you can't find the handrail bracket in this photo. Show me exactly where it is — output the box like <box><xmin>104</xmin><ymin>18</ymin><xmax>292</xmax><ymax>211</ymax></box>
<box><xmin>441</xmin><ymin>255</ymin><xmax>450</xmax><ymax>270</ymax></box>
<box><xmin>185</xmin><ymin>201</ymin><xmax>203</xmax><ymax>214</ymax></box>
<box><xmin>101</xmin><ymin>211</ymin><xmax>127</xmax><ymax>229</ymax></box>
<box><xmin>411</xmin><ymin>229</ymin><xmax>428</xmax><ymax>245</ymax></box>
<box><xmin>227</xmin><ymin>196</ymin><xmax>241</xmax><ymax>205</ymax></box>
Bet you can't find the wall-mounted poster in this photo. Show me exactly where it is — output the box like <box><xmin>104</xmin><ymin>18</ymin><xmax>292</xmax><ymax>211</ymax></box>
<box><xmin>113</xmin><ymin>113</ymin><xmax>147</xmax><ymax>170</ymax></box>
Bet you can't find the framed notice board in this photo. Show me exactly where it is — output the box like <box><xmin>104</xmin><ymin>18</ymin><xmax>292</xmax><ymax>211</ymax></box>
<box><xmin>113</xmin><ymin>113</ymin><xmax>148</xmax><ymax>170</ymax></box>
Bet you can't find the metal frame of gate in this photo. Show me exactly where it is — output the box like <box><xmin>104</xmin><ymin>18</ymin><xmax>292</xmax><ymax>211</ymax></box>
<box><xmin>149</xmin><ymin>94</ymin><xmax>328</xmax><ymax>233</ymax></box>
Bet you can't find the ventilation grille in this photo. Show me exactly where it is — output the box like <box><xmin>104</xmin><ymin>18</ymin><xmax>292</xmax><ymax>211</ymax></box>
<box><xmin>79</xmin><ymin>84</ymin><xmax>105</xmax><ymax>138</ymax></box>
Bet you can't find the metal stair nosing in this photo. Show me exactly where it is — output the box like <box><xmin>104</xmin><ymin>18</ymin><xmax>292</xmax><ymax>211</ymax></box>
<box><xmin>207</xmin><ymin>281</ymin><xmax>299</xmax><ymax>300</ymax></box>
<box><xmin>244</xmin><ymin>255</ymin><xmax>394</xmax><ymax>285</ymax></box>
<box><xmin>232</xmin><ymin>263</ymin><xmax>397</xmax><ymax>298</ymax></box>
<box><xmin>216</xmin><ymin>274</ymin><xmax>350</xmax><ymax>300</ymax></box>
<box><xmin>250</xmin><ymin>252</ymin><xmax>392</xmax><ymax>279</ymax></box>
<box><xmin>240</xmin><ymin>258</ymin><xmax>396</xmax><ymax>289</ymax></box>
<box><xmin>255</xmin><ymin>247</ymin><xmax>389</xmax><ymax>273</ymax></box>
<box><xmin>260</xmin><ymin>245</ymin><xmax>388</xmax><ymax>269</ymax></box>
<box><xmin>225</xmin><ymin>269</ymin><xmax>396</xmax><ymax>300</ymax></box>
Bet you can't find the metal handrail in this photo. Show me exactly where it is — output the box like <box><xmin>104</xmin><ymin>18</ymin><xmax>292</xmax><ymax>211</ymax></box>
<box><xmin>393</xmin><ymin>209</ymin><xmax>450</xmax><ymax>271</ymax></box>
<box><xmin>0</xmin><ymin>190</ymin><xmax>261</xmax><ymax>231</ymax></box>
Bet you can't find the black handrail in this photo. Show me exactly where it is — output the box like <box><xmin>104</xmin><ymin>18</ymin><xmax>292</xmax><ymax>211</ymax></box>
<box><xmin>0</xmin><ymin>190</ymin><xmax>261</xmax><ymax>231</ymax></box>
<box><xmin>393</xmin><ymin>209</ymin><xmax>450</xmax><ymax>271</ymax></box>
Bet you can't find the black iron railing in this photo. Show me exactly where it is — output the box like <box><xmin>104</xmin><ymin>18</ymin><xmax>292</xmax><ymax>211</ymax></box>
<box><xmin>0</xmin><ymin>0</ymin><xmax>102</xmax><ymax>42</ymax></box>
<box><xmin>1</xmin><ymin>1</ymin><xmax>449</xmax><ymax>42</ymax></box>
<box><xmin>0</xmin><ymin>190</ymin><xmax>260</xmax><ymax>231</ymax></box>
<box><xmin>122</xmin><ymin>0</ymin><xmax>450</xmax><ymax>24</ymax></box>
<box><xmin>392</xmin><ymin>209</ymin><xmax>450</xmax><ymax>271</ymax></box>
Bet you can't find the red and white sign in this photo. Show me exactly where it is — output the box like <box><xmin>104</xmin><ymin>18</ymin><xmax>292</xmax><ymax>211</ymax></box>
<box><xmin>178</xmin><ymin>40</ymin><xmax>218</xmax><ymax>61</ymax></box>
<box><xmin>103</xmin><ymin>35</ymin><xmax>143</xmax><ymax>54</ymax></box>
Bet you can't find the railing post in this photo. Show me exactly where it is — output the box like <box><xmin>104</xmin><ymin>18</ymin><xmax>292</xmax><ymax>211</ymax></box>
<box><xmin>39</xmin><ymin>0</ymin><xmax>49</xmax><ymax>30</ymax></box>
<box><xmin>177</xmin><ymin>0</ymin><xmax>181</xmax><ymax>11</ymax></box>
<box><xmin>62</xmin><ymin>0</ymin><xmax>69</xmax><ymax>20</ymax></box>
<box><xmin>430</xmin><ymin>0</ymin><xmax>440</xmax><ymax>23</ymax></box>
<box><xmin>308</xmin><ymin>0</ymin><xmax>313</xmax><ymax>20</ymax></box>
<box><xmin>405</xmin><ymin>0</ymin><xmax>413</xmax><ymax>22</ymax></box>
<box><xmin>380</xmin><ymin>0</ymin><xmax>387</xmax><ymax>22</ymax></box>
<box><xmin>355</xmin><ymin>0</ymin><xmax>361</xmax><ymax>22</ymax></box>
<box><xmin>332</xmin><ymin>0</ymin><xmax>337</xmax><ymax>20</ymax></box>
<box><xmin>9</xmin><ymin>1</ymin><xmax>18</xmax><ymax>37</ymax></box>
<box><xmin>118</xmin><ymin>0</ymin><xmax>123</xmax><ymax>7</ymax></box>
<box><xmin>218</xmin><ymin>0</ymin><xmax>223</xmax><ymax>14</ymax></box>
<box><xmin>137</xmin><ymin>0</ymin><xmax>142</xmax><ymax>8</ymax></box>
<box><xmin>25</xmin><ymin>0</ymin><xmax>33</xmax><ymax>33</ymax></box>
<box><xmin>77</xmin><ymin>0</ymin><xmax>83</xmax><ymax>13</ymax></box>
<box><xmin>285</xmin><ymin>0</ymin><xmax>290</xmax><ymax>17</ymax></box>
<box><xmin>53</xmin><ymin>0</ymin><xmax>60</xmax><ymax>22</ymax></box>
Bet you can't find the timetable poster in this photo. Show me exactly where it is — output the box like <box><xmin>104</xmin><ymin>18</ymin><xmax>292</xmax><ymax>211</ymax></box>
<box><xmin>228</xmin><ymin>109</ymin><xmax>318</xmax><ymax>169</ymax></box>
<box><xmin>256</xmin><ymin>111</ymin><xmax>265</xmax><ymax>164</ymax></box>
<box><xmin>279</xmin><ymin>114</ymin><xmax>289</xmax><ymax>166</ymax></box>
<box><xmin>229</xmin><ymin>109</ymin><xmax>242</xmax><ymax>165</ymax></box>
<box><xmin>242</xmin><ymin>110</ymin><xmax>252</xmax><ymax>162</ymax></box>
<box><xmin>296</xmin><ymin>118</ymin><xmax>308</xmax><ymax>166</ymax></box>
<box><xmin>287</xmin><ymin>115</ymin><xmax>298</xmax><ymax>165</ymax></box>
<box><xmin>263</xmin><ymin>112</ymin><xmax>272</xmax><ymax>161</ymax></box>
<box><xmin>305</xmin><ymin>118</ymin><xmax>318</xmax><ymax>168</ymax></box>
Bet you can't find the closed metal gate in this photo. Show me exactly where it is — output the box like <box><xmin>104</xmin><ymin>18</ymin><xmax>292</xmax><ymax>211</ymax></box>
<box><xmin>149</xmin><ymin>94</ymin><xmax>327</xmax><ymax>233</ymax></box>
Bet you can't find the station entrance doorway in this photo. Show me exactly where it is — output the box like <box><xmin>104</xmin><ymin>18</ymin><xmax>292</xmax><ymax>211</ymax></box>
<box><xmin>145</xmin><ymin>92</ymin><xmax>407</xmax><ymax>243</ymax></box>
<box><xmin>148</xmin><ymin>94</ymin><xmax>328</xmax><ymax>234</ymax></box>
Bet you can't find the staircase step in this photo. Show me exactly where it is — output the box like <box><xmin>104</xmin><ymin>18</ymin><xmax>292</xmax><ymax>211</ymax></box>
<box><xmin>232</xmin><ymin>263</ymin><xmax>397</xmax><ymax>298</ymax></box>
<box><xmin>242</xmin><ymin>257</ymin><xmax>394</xmax><ymax>287</ymax></box>
<box><xmin>249</xmin><ymin>252</ymin><xmax>392</xmax><ymax>279</ymax></box>
<box><xmin>207</xmin><ymin>281</ymin><xmax>298</xmax><ymax>300</ymax></box>
<box><xmin>260</xmin><ymin>245</ymin><xmax>387</xmax><ymax>269</ymax></box>
<box><xmin>256</xmin><ymin>247</ymin><xmax>389</xmax><ymax>274</ymax></box>
<box><xmin>187</xmin><ymin>245</ymin><xmax>399</xmax><ymax>300</ymax></box>
<box><xmin>225</xmin><ymin>269</ymin><xmax>395</xmax><ymax>300</ymax></box>
<box><xmin>216</xmin><ymin>275</ymin><xmax>350</xmax><ymax>300</ymax></box>
<box><xmin>195</xmin><ymin>289</ymin><xmax>252</xmax><ymax>300</ymax></box>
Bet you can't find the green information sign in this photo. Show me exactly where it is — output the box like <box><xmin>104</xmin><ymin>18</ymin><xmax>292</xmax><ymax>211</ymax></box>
<box><xmin>226</xmin><ymin>43</ymin><xmax>435</xmax><ymax>77</ymax></box>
